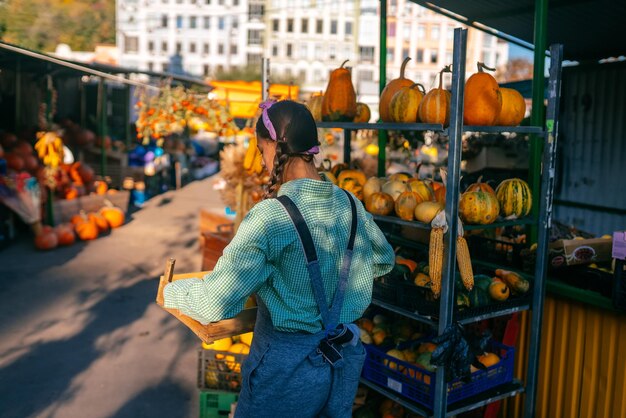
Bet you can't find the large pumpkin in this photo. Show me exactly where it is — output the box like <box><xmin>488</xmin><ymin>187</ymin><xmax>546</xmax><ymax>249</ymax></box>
<box><xmin>380</xmin><ymin>57</ymin><xmax>414</xmax><ymax>122</ymax></box>
<box><xmin>465</xmin><ymin>176</ymin><xmax>496</xmax><ymax>195</ymax></box>
<box><xmin>353</xmin><ymin>102</ymin><xmax>371</xmax><ymax>123</ymax></box>
<box><xmin>363</xmin><ymin>177</ymin><xmax>384</xmax><ymax>202</ymax></box>
<box><xmin>321</xmin><ymin>60</ymin><xmax>357</xmax><ymax>122</ymax></box>
<box><xmin>100</xmin><ymin>204</ymin><xmax>126</xmax><ymax>228</ymax></box>
<box><xmin>365</xmin><ymin>192</ymin><xmax>395</xmax><ymax>216</ymax></box>
<box><xmin>495</xmin><ymin>178</ymin><xmax>533</xmax><ymax>217</ymax></box>
<box><xmin>75</xmin><ymin>219</ymin><xmax>99</xmax><ymax>241</ymax></box>
<box><xmin>307</xmin><ymin>91</ymin><xmax>324</xmax><ymax>122</ymax></box>
<box><xmin>337</xmin><ymin>169</ymin><xmax>367</xmax><ymax>187</ymax></box>
<box><xmin>389</xmin><ymin>83</ymin><xmax>426</xmax><ymax>123</ymax></box>
<box><xmin>395</xmin><ymin>191</ymin><xmax>420</xmax><ymax>221</ymax></box>
<box><xmin>459</xmin><ymin>190</ymin><xmax>500</xmax><ymax>225</ymax></box>
<box><xmin>495</xmin><ymin>88</ymin><xmax>526</xmax><ymax>126</ymax></box>
<box><xmin>463</xmin><ymin>62</ymin><xmax>502</xmax><ymax>126</ymax></box>
<box><xmin>418</xmin><ymin>67</ymin><xmax>451</xmax><ymax>126</ymax></box>
<box><xmin>88</xmin><ymin>212</ymin><xmax>110</xmax><ymax>233</ymax></box>
<box><xmin>54</xmin><ymin>223</ymin><xmax>76</xmax><ymax>246</ymax></box>
<box><xmin>407</xmin><ymin>179</ymin><xmax>434</xmax><ymax>202</ymax></box>
<box><xmin>382</xmin><ymin>180</ymin><xmax>408</xmax><ymax>201</ymax></box>
<box><xmin>34</xmin><ymin>229</ymin><xmax>58</xmax><ymax>250</ymax></box>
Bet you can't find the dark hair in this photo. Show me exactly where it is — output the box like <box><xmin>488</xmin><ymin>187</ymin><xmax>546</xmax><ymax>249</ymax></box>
<box><xmin>255</xmin><ymin>100</ymin><xmax>320</xmax><ymax>198</ymax></box>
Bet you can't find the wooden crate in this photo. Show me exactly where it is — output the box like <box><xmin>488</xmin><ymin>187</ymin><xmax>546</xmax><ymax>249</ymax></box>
<box><xmin>51</xmin><ymin>190</ymin><xmax>130</xmax><ymax>225</ymax></box>
<box><xmin>199</xmin><ymin>208</ymin><xmax>234</xmax><ymax>270</ymax></box>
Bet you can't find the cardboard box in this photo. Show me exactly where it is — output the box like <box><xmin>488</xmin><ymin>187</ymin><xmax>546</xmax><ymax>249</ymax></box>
<box><xmin>548</xmin><ymin>237</ymin><xmax>613</xmax><ymax>268</ymax></box>
<box><xmin>613</xmin><ymin>231</ymin><xmax>626</xmax><ymax>260</ymax></box>
<box><xmin>52</xmin><ymin>191</ymin><xmax>130</xmax><ymax>225</ymax></box>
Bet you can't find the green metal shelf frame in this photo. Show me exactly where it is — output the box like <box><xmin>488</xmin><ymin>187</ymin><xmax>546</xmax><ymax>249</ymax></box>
<box><xmin>372</xmin><ymin>214</ymin><xmax>536</xmax><ymax>231</ymax></box>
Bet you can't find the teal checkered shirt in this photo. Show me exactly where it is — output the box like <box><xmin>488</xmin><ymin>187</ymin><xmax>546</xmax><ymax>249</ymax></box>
<box><xmin>163</xmin><ymin>178</ymin><xmax>395</xmax><ymax>333</ymax></box>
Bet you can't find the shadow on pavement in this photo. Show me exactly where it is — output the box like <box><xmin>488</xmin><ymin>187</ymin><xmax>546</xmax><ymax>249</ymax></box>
<box><xmin>107</xmin><ymin>379</ymin><xmax>191</xmax><ymax>418</ymax></box>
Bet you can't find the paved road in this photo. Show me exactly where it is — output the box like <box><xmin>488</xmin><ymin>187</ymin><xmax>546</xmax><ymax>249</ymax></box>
<box><xmin>0</xmin><ymin>177</ymin><xmax>227</xmax><ymax>418</ymax></box>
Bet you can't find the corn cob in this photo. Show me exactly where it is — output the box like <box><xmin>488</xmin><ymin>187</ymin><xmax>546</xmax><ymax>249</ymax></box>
<box><xmin>456</xmin><ymin>235</ymin><xmax>474</xmax><ymax>291</ymax></box>
<box><xmin>429</xmin><ymin>227</ymin><xmax>444</xmax><ymax>298</ymax></box>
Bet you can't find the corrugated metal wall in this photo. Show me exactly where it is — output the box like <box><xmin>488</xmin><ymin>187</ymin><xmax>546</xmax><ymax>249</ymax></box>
<box><xmin>501</xmin><ymin>296</ymin><xmax>626</xmax><ymax>418</ymax></box>
<box><xmin>554</xmin><ymin>61</ymin><xmax>626</xmax><ymax>235</ymax></box>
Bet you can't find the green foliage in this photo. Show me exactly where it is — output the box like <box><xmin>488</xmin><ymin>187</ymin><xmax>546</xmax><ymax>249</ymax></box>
<box><xmin>0</xmin><ymin>0</ymin><xmax>115</xmax><ymax>51</ymax></box>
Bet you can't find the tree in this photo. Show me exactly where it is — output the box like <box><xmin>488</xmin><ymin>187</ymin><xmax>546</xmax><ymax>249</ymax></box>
<box><xmin>496</xmin><ymin>58</ymin><xmax>534</xmax><ymax>83</ymax></box>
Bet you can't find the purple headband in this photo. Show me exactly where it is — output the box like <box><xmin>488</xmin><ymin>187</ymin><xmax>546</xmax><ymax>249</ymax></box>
<box><xmin>258</xmin><ymin>100</ymin><xmax>320</xmax><ymax>155</ymax></box>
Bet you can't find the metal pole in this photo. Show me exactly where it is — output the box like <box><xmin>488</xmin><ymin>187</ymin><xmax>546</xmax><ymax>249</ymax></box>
<box><xmin>528</xmin><ymin>0</ymin><xmax>549</xmax><ymax>243</ymax></box>
<box><xmin>97</xmin><ymin>78</ymin><xmax>107</xmax><ymax>177</ymax></box>
<box><xmin>125</xmin><ymin>84</ymin><xmax>132</xmax><ymax>147</ymax></box>
<box><xmin>261</xmin><ymin>58</ymin><xmax>270</xmax><ymax>101</ymax></box>
<box><xmin>343</xmin><ymin>130</ymin><xmax>351</xmax><ymax>164</ymax></box>
<box><xmin>14</xmin><ymin>58</ymin><xmax>21</xmax><ymax>131</ymax></box>
<box><xmin>433</xmin><ymin>27</ymin><xmax>467</xmax><ymax>418</ymax></box>
<box><xmin>45</xmin><ymin>72</ymin><xmax>55</xmax><ymax>226</ymax></box>
<box><xmin>377</xmin><ymin>0</ymin><xmax>388</xmax><ymax>177</ymax></box>
<box><xmin>524</xmin><ymin>43</ymin><xmax>563</xmax><ymax>418</ymax></box>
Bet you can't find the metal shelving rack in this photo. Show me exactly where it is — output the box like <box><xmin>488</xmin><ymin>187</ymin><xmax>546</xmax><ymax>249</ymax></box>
<box><xmin>315</xmin><ymin>28</ymin><xmax>563</xmax><ymax>418</ymax></box>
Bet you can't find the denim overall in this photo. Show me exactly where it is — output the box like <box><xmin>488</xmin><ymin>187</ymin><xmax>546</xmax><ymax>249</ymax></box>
<box><xmin>235</xmin><ymin>191</ymin><xmax>366</xmax><ymax>418</ymax></box>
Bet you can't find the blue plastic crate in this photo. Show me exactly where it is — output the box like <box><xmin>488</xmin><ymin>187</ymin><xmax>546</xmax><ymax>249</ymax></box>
<box><xmin>361</xmin><ymin>339</ymin><xmax>515</xmax><ymax>409</ymax></box>
<box><xmin>199</xmin><ymin>390</ymin><xmax>238</xmax><ymax>418</ymax></box>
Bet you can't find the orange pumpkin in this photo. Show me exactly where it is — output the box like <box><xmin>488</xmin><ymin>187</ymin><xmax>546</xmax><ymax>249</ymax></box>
<box><xmin>64</xmin><ymin>186</ymin><xmax>79</xmax><ymax>200</ymax></box>
<box><xmin>34</xmin><ymin>229</ymin><xmax>58</xmax><ymax>250</ymax></box>
<box><xmin>389</xmin><ymin>83</ymin><xmax>426</xmax><ymax>123</ymax></box>
<box><xmin>88</xmin><ymin>212</ymin><xmax>110</xmax><ymax>233</ymax></box>
<box><xmin>365</xmin><ymin>192</ymin><xmax>395</xmax><ymax>216</ymax></box>
<box><xmin>463</xmin><ymin>62</ymin><xmax>502</xmax><ymax>126</ymax></box>
<box><xmin>70</xmin><ymin>212</ymin><xmax>88</xmax><ymax>226</ymax></box>
<box><xmin>395</xmin><ymin>191</ymin><xmax>419</xmax><ymax>221</ymax></box>
<box><xmin>465</xmin><ymin>176</ymin><xmax>496</xmax><ymax>195</ymax></box>
<box><xmin>75</xmin><ymin>219</ymin><xmax>99</xmax><ymax>240</ymax></box>
<box><xmin>353</xmin><ymin>102</ymin><xmax>371</xmax><ymax>123</ymax></box>
<box><xmin>100</xmin><ymin>205</ymin><xmax>126</xmax><ymax>229</ymax></box>
<box><xmin>321</xmin><ymin>60</ymin><xmax>357</xmax><ymax>122</ymax></box>
<box><xmin>418</xmin><ymin>66</ymin><xmax>452</xmax><ymax>126</ymax></box>
<box><xmin>69</xmin><ymin>162</ymin><xmax>85</xmax><ymax>186</ymax></box>
<box><xmin>94</xmin><ymin>180</ymin><xmax>108</xmax><ymax>195</ymax></box>
<box><xmin>306</xmin><ymin>91</ymin><xmax>324</xmax><ymax>122</ymax></box>
<box><xmin>380</xmin><ymin>57</ymin><xmax>414</xmax><ymax>122</ymax></box>
<box><xmin>54</xmin><ymin>223</ymin><xmax>76</xmax><ymax>246</ymax></box>
<box><xmin>495</xmin><ymin>88</ymin><xmax>526</xmax><ymax>126</ymax></box>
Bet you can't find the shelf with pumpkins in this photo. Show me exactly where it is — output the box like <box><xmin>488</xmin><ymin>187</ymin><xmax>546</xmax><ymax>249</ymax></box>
<box><xmin>312</xmin><ymin>27</ymin><xmax>563</xmax><ymax>418</ymax></box>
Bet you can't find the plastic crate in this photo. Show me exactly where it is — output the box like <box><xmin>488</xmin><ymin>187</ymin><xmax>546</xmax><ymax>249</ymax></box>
<box><xmin>361</xmin><ymin>339</ymin><xmax>515</xmax><ymax>409</ymax></box>
<box><xmin>199</xmin><ymin>390</ymin><xmax>238</xmax><ymax>418</ymax></box>
<box><xmin>466</xmin><ymin>235</ymin><xmax>528</xmax><ymax>270</ymax></box>
<box><xmin>613</xmin><ymin>259</ymin><xmax>626</xmax><ymax>311</ymax></box>
<box><xmin>373</xmin><ymin>275</ymin><xmax>399</xmax><ymax>305</ymax></box>
<box><xmin>197</xmin><ymin>348</ymin><xmax>248</xmax><ymax>393</ymax></box>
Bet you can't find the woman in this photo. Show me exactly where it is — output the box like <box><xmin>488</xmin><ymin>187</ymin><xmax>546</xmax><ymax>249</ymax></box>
<box><xmin>164</xmin><ymin>100</ymin><xmax>394</xmax><ymax>417</ymax></box>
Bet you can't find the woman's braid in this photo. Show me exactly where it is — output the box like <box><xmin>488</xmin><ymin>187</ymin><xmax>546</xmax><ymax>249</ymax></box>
<box><xmin>265</xmin><ymin>143</ymin><xmax>290</xmax><ymax>199</ymax></box>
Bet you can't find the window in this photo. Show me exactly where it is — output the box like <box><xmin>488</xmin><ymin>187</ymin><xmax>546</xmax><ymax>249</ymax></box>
<box><xmin>402</xmin><ymin>48</ymin><xmax>409</xmax><ymax>59</ymax></box>
<box><xmin>161</xmin><ymin>15</ymin><xmax>168</xmax><ymax>28</ymax></box>
<box><xmin>403</xmin><ymin>23</ymin><xmax>410</xmax><ymax>39</ymax></box>
<box><xmin>447</xmin><ymin>27</ymin><xmax>454</xmax><ymax>40</ymax></box>
<box><xmin>247</xmin><ymin>53</ymin><xmax>262</xmax><ymax>65</ymax></box>
<box><xmin>248</xmin><ymin>29</ymin><xmax>262</xmax><ymax>45</ymax></box>
<box><xmin>272</xmin><ymin>44</ymin><xmax>278</xmax><ymax>56</ymax></box>
<box><xmin>389</xmin><ymin>22</ymin><xmax>396</xmax><ymax>37</ymax></box>
<box><xmin>124</xmin><ymin>35</ymin><xmax>139</xmax><ymax>53</ymax></box>
<box><xmin>329</xmin><ymin>45</ymin><xmax>335</xmax><ymax>59</ymax></box>
<box><xmin>190</xmin><ymin>43</ymin><xmax>196</xmax><ymax>53</ymax></box>
<box><xmin>430</xmin><ymin>50</ymin><xmax>438</xmax><ymax>63</ymax></box>
<box><xmin>286</xmin><ymin>43</ymin><xmax>293</xmax><ymax>57</ymax></box>
<box><xmin>148</xmin><ymin>41</ymin><xmax>154</xmax><ymax>52</ymax></box>
<box><xmin>386</xmin><ymin>48</ymin><xmax>394</xmax><ymax>62</ymax></box>
<box><xmin>299</xmin><ymin>43</ymin><xmax>308</xmax><ymax>59</ymax></box>
<box><xmin>301</xmin><ymin>19</ymin><xmax>308</xmax><ymax>33</ymax></box>
<box><xmin>218</xmin><ymin>17</ymin><xmax>225</xmax><ymax>30</ymax></box>
<box><xmin>249</xmin><ymin>4</ymin><xmax>264</xmax><ymax>19</ymax></box>
<box><xmin>287</xmin><ymin>18</ymin><xmax>294</xmax><ymax>33</ymax></box>
<box><xmin>359</xmin><ymin>70</ymin><xmax>373</xmax><ymax>81</ymax></box>
<box><xmin>190</xmin><ymin>16</ymin><xmax>197</xmax><ymax>29</ymax></box>
<box><xmin>148</xmin><ymin>62</ymin><xmax>154</xmax><ymax>71</ymax></box>
<box><xmin>330</xmin><ymin>20</ymin><xmax>337</xmax><ymax>34</ymax></box>
<box><xmin>233</xmin><ymin>0</ymin><xmax>238</xmax><ymax>5</ymax></box>
<box><xmin>176</xmin><ymin>42</ymin><xmax>182</xmax><ymax>54</ymax></box>
<box><xmin>176</xmin><ymin>16</ymin><xmax>183</xmax><ymax>29</ymax></box>
<box><xmin>204</xmin><ymin>16</ymin><xmax>211</xmax><ymax>29</ymax></box>
<box><xmin>417</xmin><ymin>24</ymin><xmax>425</xmax><ymax>39</ymax></box>
<box><xmin>231</xmin><ymin>44</ymin><xmax>237</xmax><ymax>54</ymax></box>
<box><xmin>218</xmin><ymin>44</ymin><xmax>224</xmax><ymax>54</ymax></box>
<box><xmin>232</xmin><ymin>18</ymin><xmax>238</xmax><ymax>29</ymax></box>
<box><xmin>345</xmin><ymin>21</ymin><xmax>352</xmax><ymax>36</ymax></box>
<box><xmin>299</xmin><ymin>69</ymin><xmax>306</xmax><ymax>81</ymax></box>
<box><xmin>203</xmin><ymin>64</ymin><xmax>210</xmax><ymax>76</ymax></box>
<box><xmin>162</xmin><ymin>41</ymin><xmax>168</xmax><ymax>53</ymax></box>
<box><xmin>416</xmin><ymin>48</ymin><xmax>424</xmax><ymax>62</ymax></box>
<box><xmin>163</xmin><ymin>63</ymin><xmax>169</xmax><ymax>72</ymax></box>
<box><xmin>272</xmin><ymin>19</ymin><xmax>279</xmax><ymax>31</ymax></box>
<box><xmin>316</xmin><ymin>19</ymin><xmax>323</xmax><ymax>34</ymax></box>
<box><xmin>204</xmin><ymin>43</ymin><xmax>209</xmax><ymax>54</ymax></box>
<box><xmin>359</xmin><ymin>46</ymin><xmax>374</xmax><ymax>63</ymax></box>
<box><xmin>431</xmin><ymin>24</ymin><xmax>440</xmax><ymax>40</ymax></box>
<box><xmin>315</xmin><ymin>43</ymin><xmax>323</xmax><ymax>59</ymax></box>
<box><xmin>314</xmin><ymin>69</ymin><xmax>323</xmax><ymax>82</ymax></box>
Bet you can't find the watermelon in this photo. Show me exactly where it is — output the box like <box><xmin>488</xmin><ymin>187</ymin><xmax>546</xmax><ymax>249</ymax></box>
<box><xmin>468</xmin><ymin>287</ymin><xmax>491</xmax><ymax>307</ymax></box>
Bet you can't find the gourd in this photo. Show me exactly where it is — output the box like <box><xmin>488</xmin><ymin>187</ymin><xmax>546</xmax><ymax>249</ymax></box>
<box><xmin>395</xmin><ymin>191</ymin><xmax>419</xmax><ymax>221</ymax></box>
<box><xmin>100</xmin><ymin>203</ymin><xmax>126</xmax><ymax>228</ymax></box>
<box><xmin>459</xmin><ymin>190</ymin><xmax>500</xmax><ymax>225</ymax></box>
<box><xmin>75</xmin><ymin>218</ymin><xmax>99</xmax><ymax>241</ymax></box>
<box><xmin>489</xmin><ymin>281</ymin><xmax>510</xmax><ymax>301</ymax></box>
<box><xmin>465</xmin><ymin>176</ymin><xmax>496</xmax><ymax>195</ymax></box>
<box><xmin>495</xmin><ymin>269</ymin><xmax>530</xmax><ymax>294</ymax></box>
<box><xmin>388</xmin><ymin>173</ymin><xmax>412</xmax><ymax>183</ymax></box>
<box><xmin>321</xmin><ymin>60</ymin><xmax>357</xmax><ymax>122</ymax></box>
<box><xmin>88</xmin><ymin>212</ymin><xmax>110</xmax><ymax>233</ymax></box>
<box><xmin>495</xmin><ymin>88</ymin><xmax>526</xmax><ymax>126</ymax></box>
<box><xmin>381</xmin><ymin>180</ymin><xmax>408</xmax><ymax>201</ymax></box>
<box><xmin>414</xmin><ymin>201</ymin><xmax>444</xmax><ymax>223</ymax></box>
<box><xmin>338</xmin><ymin>177</ymin><xmax>364</xmax><ymax>200</ymax></box>
<box><xmin>34</xmin><ymin>228</ymin><xmax>59</xmax><ymax>250</ymax></box>
<box><xmin>306</xmin><ymin>91</ymin><xmax>324</xmax><ymax>122</ymax></box>
<box><xmin>389</xmin><ymin>83</ymin><xmax>426</xmax><ymax>123</ymax></box>
<box><xmin>353</xmin><ymin>102</ymin><xmax>371</xmax><ymax>123</ymax></box>
<box><xmin>495</xmin><ymin>178</ymin><xmax>532</xmax><ymax>217</ymax></box>
<box><xmin>54</xmin><ymin>223</ymin><xmax>76</xmax><ymax>246</ymax></box>
<box><xmin>463</xmin><ymin>62</ymin><xmax>502</xmax><ymax>126</ymax></box>
<box><xmin>336</xmin><ymin>169</ymin><xmax>367</xmax><ymax>187</ymax></box>
<box><xmin>365</xmin><ymin>192</ymin><xmax>394</xmax><ymax>216</ymax></box>
<box><xmin>363</xmin><ymin>177</ymin><xmax>384</xmax><ymax>202</ymax></box>
<box><xmin>418</xmin><ymin>66</ymin><xmax>452</xmax><ymax>126</ymax></box>
<box><xmin>380</xmin><ymin>57</ymin><xmax>414</xmax><ymax>122</ymax></box>
<box><xmin>407</xmin><ymin>179</ymin><xmax>434</xmax><ymax>202</ymax></box>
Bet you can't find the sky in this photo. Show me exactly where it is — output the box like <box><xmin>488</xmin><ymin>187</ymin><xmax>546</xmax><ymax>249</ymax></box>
<box><xmin>508</xmin><ymin>43</ymin><xmax>534</xmax><ymax>61</ymax></box>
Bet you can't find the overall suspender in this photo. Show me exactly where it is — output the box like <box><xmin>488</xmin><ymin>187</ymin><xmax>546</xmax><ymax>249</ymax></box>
<box><xmin>277</xmin><ymin>190</ymin><xmax>358</xmax><ymax>366</ymax></box>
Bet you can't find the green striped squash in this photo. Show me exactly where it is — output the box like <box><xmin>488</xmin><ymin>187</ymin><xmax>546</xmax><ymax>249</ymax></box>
<box><xmin>495</xmin><ymin>178</ymin><xmax>533</xmax><ymax>217</ymax></box>
<box><xmin>459</xmin><ymin>190</ymin><xmax>500</xmax><ymax>224</ymax></box>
